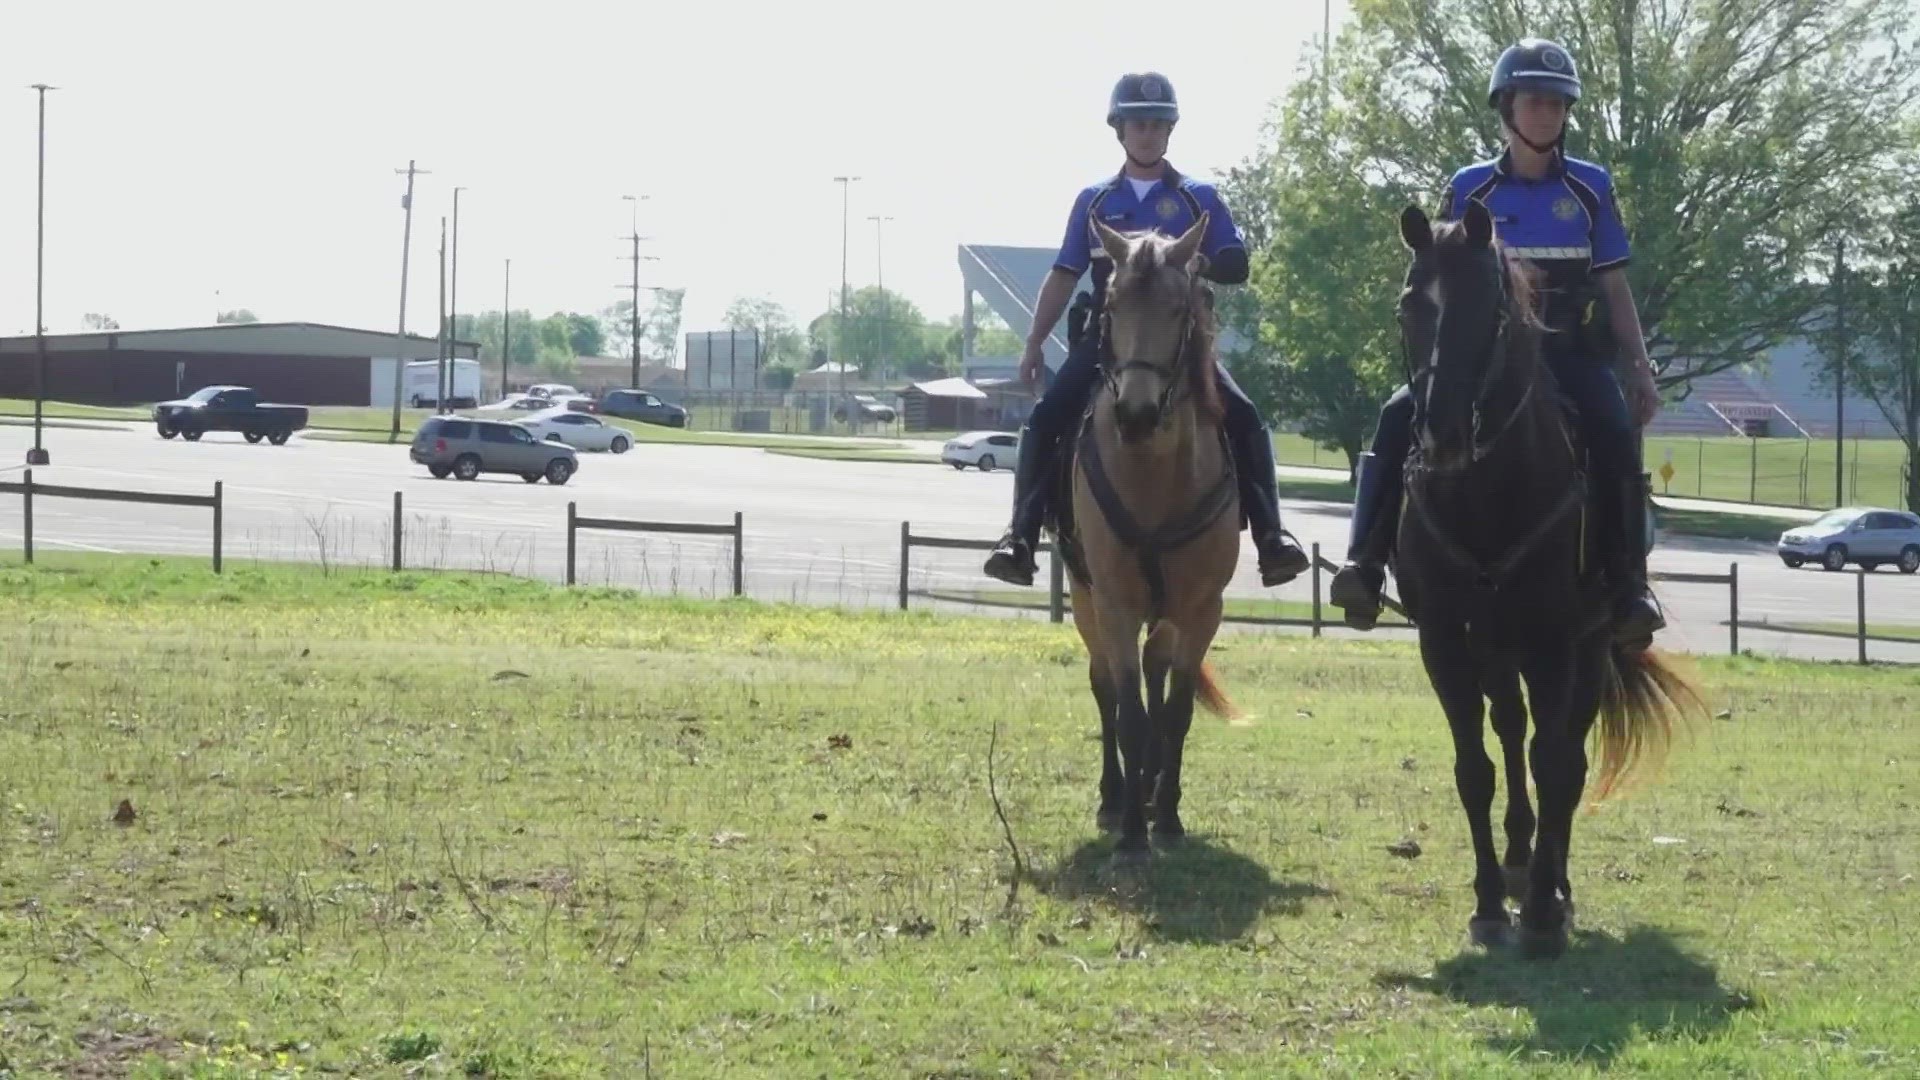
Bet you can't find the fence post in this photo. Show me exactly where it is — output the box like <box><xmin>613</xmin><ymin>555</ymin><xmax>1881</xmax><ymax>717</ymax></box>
<box><xmin>1857</xmin><ymin>568</ymin><xmax>1868</xmax><ymax>665</ymax></box>
<box><xmin>1728</xmin><ymin>562</ymin><xmax>1739</xmax><ymax>657</ymax></box>
<box><xmin>212</xmin><ymin>481</ymin><xmax>223</xmax><ymax>574</ymax></box>
<box><xmin>565</xmin><ymin>501</ymin><xmax>577</xmax><ymax>586</ymax></box>
<box><xmin>1749</xmin><ymin>438</ymin><xmax>1758</xmax><ymax>504</ymax></box>
<box><xmin>1048</xmin><ymin>546</ymin><xmax>1065</xmax><ymax>623</ymax></box>
<box><xmin>392</xmin><ymin>491</ymin><xmax>404</xmax><ymax>571</ymax></box>
<box><xmin>1311</xmin><ymin>543</ymin><xmax>1323</xmax><ymax>638</ymax></box>
<box><xmin>898</xmin><ymin>521</ymin><xmax>910</xmax><ymax>611</ymax></box>
<box><xmin>731</xmin><ymin>511</ymin><xmax>744</xmax><ymax>597</ymax></box>
<box><xmin>21</xmin><ymin>468</ymin><xmax>32</xmax><ymax>564</ymax></box>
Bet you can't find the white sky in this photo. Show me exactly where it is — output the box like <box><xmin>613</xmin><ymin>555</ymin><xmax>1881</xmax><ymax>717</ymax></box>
<box><xmin>2</xmin><ymin>0</ymin><xmax>1344</xmax><ymax>357</ymax></box>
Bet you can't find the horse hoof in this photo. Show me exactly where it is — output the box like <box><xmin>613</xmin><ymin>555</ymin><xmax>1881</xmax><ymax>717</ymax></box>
<box><xmin>1095</xmin><ymin>808</ymin><xmax>1125</xmax><ymax>833</ymax></box>
<box><xmin>1503</xmin><ymin>865</ymin><xmax>1530</xmax><ymax>901</ymax></box>
<box><xmin>1152</xmin><ymin>816</ymin><xmax>1186</xmax><ymax>843</ymax></box>
<box><xmin>1469</xmin><ymin>914</ymin><xmax>1514</xmax><ymax>949</ymax></box>
<box><xmin>1518</xmin><ymin>924</ymin><xmax>1570</xmax><ymax>960</ymax></box>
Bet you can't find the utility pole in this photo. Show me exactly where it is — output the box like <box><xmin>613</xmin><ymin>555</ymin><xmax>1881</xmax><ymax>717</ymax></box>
<box><xmin>835</xmin><ymin>176</ymin><xmax>860</xmax><ymax>410</ymax></box>
<box><xmin>620</xmin><ymin>195</ymin><xmax>653</xmax><ymax>386</ymax></box>
<box><xmin>501</xmin><ymin>259</ymin><xmax>511</xmax><ymax>400</ymax></box>
<box><xmin>27</xmin><ymin>83</ymin><xmax>56</xmax><ymax>467</ymax></box>
<box><xmin>1834</xmin><ymin>234</ymin><xmax>1847</xmax><ymax>506</ymax></box>
<box><xmin>435</xmin><ymin>217</ymin><xmax>447</xmax><ymax>414</ymax></box>
<box><xmin>389</xmin><ymin>159</ymin><xmax>429</xmax><ymax>441</ymax></box>
<box><xmin>447</xmin><ymin>186</ymin><xmax>464</xmax><ymax>412</ymax></box>
<box><xmin>869</xmin><ymin>214</ymin><xmax>893</xmax><ymax>385</ymax></box>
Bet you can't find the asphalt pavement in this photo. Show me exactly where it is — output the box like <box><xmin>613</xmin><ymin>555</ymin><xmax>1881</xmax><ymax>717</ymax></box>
<box><xmin>2</xmin><ymin>422</ymin><xmax>1914</xmax><ymax>664</ymax></box>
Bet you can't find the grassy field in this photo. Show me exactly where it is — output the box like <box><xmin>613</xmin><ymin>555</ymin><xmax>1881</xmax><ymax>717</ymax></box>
<box><xmin>0</xmin><ymin>556</ymin><xmax>1914</xmax><ymax>1076</ymax></box>
<box><xmin>921</xmin><ymin>588</ymin><xmax>1414</xmax><ymax>629</ymax></box>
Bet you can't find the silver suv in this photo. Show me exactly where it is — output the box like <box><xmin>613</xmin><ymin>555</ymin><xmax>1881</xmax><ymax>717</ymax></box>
<box><xmin>411</xmin><ymin>416</ymin><xmax>578</xmax><ymax>485</ymax></box>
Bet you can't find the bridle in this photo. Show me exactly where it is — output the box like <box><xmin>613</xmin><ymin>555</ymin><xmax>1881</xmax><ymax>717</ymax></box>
<box><xmin>1095</xmin><ymin>269</ymin><xmax>1204</xmax><ymax>429</ymax></box>
<box><xmin>1401</xmin><ymin>252</ymin><xmax>1536</xmax><ymax>470</ymax></box>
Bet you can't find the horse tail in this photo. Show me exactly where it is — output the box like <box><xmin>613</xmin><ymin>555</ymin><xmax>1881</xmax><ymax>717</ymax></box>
<box><xmin>1589</xmin><ymin>645</ymin><xmax>1710</xmax><ymax>805</ymax></box>
<box><xmin>1194</xmin><ymin>659</ymin><xmax>1238</xmax><ymax>719</ymax></box>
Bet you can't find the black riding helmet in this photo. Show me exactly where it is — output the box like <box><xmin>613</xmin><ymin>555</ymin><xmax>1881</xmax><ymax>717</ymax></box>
<box><xmin>1107</xmin><ymin>72</ymin><xmax>1180</xmax><ymax>130</ymax></box>
<box><xmin>1488</xmin><ymin>39</ymin><xmax>1580</xmax><ymax>152</ymax></box>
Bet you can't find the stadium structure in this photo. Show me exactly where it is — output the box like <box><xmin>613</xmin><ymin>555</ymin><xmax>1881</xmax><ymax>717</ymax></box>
<box><xmin>957</xmin><ymin>243</ymin><xmax>1898</xmax><ymax>442</ymax></box>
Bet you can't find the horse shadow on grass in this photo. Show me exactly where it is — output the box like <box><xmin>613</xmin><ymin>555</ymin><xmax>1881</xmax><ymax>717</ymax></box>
<box><xmin>1374</xmin><ymin>925</ymin><xmax>1756</xmax><ymax>1067</ymax></box>
<box><xmin>1027</xmin><ymin>835</ymin><xmax>1333</xmax><ymax>944</ymax></box>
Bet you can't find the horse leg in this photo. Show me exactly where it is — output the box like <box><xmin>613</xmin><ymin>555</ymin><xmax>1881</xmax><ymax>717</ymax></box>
<box><xmin>1556</xmin><ymin>643</ymin><xmax>1610</xmax><ymax>925</ymax></box>
<box><xmin>1095</xmin><ymin>611</ymin><xmax>1152</xmax><ymax>865</ymax></box>
<box><xmin>1144</xmin><ymin>622</ymin><xmax>1174</xmax><ymax>817</ymax></box>
<box><xmin>1485</xmin><ymin>666</ymin><xmax>1535</xmax><ymax>900</ymax></box>
<box><xmin>1517</xmin><ymin>646</ymin><xmax>1584</xmax><ymax>959</ymax></box>
<box><xmin>1073</xmin><ymin>585</ymin><xmax>1126</xmax><ymax>834</ymax></box>
<box><xmin>1418</xmin><ymin>629</ymin><xmax>1511</xmax><ymax>947</ymax></box>
<box><xmin>1153</xmin><ymin>604</ymin><xmax>1220</xmax><ymax>842</ymax></box>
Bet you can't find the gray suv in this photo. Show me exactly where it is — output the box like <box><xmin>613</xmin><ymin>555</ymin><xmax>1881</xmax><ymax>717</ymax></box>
<box><xmin>411</xmin><ymin>416</ymin><xmax>578</xmax><ymax>485</ymax></box>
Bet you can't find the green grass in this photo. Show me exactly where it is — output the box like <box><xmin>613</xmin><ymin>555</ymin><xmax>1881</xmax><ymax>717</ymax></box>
<box><xmin>1747</xmin><ymin>620</ymin><xmax>1920</xmax><ymax>643</ymax></box>
<box><xmin>1</xmin><ymin>554</ymin><xmax>1915</xmax><ymax>1076</ymax></box>
<box><xmin>922</xmin><ymin>587</ymin><xmax>1413</xmax><ymax>628</ymax></box>
<box><xmin>0</xmin><ymin>396</ymin><xmax>148</xmax><ymax>422</ymax></box>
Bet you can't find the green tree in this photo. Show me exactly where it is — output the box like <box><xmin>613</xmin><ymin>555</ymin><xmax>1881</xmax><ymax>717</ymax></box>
<box><xmin>561</xmin><ymin>312</ymin><xmax>604</xmax><ymax>358</ymax></box>
<box><xmin>599</xmin><ymin>289</ymin><xmax>687</xmax><ymax>364</ymax></box>
<box><xmin>1222</xmin><ymin>56</ymin><xmax>1420</xmax><ymax>469</ymax></box>
<box><xmin>216</xmin><ymin>309</ymin><xmax>259</xmax><ymax>324</ymax></box>
<box><xmin>1311</xmin><ymin>0</ymin><xmax>1920</xmax><ymax>393</ymax></box>
<box><xmin>1814</xmin><ymin>194</ymin><xmax>1920</xmax><ymax>511</ymax></box>
<box><xmin>812</xmin><ymin>286</ymin><xmax>928</xmax><ymax>378</ymax></box>
<box><xmin>724</xmin><ymin>296</ymin><xmax>805</xmax><ymax>366</ymax></box>
<box><xmin>81</xmin><ymin>313</ymin><xmax>119</xmax><ymax>331</ymax></box>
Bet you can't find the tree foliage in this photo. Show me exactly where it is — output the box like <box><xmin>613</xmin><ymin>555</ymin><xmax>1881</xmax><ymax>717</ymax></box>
<box><xmin>1228</xmin><ymin>0</ymin><xmax>1920</xmax><ymax>460</ymax></box>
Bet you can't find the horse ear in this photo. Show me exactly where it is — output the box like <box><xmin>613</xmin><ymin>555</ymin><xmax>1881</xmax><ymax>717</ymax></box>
<box><xmin>1464</xmin><ymin>199</ymin><xmax>1494</xmax><ymax>248</ymax></box>
<box><xmin>1093</xmin><ymin>217</ymin><xmax>1133</xmax><ymax>266</ymax></box>
<box><xmin>1399</xmin><ymin>204</ymin><xmax>1433</xmax><ymax>251</ymax></box>
<box><xmin>1166</xmin><ymin>210</ymin><xmax>1209</xmax><ymax>270</ymax></box>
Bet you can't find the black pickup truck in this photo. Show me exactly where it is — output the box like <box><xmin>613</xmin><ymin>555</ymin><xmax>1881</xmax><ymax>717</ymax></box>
<box><xmin>153</xmin><ymin>385</ymin><xmax>310</xmax><ymax>444</ymax></box>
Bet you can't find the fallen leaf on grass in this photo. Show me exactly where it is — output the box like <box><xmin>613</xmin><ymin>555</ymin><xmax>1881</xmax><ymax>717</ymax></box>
<box><xmin>111</xmin><ymin>799</ymin><xmax>136</xmax><ymax>827</ymax></box>
<box><xmin>711</xmin><ymin>831</ymin><xmax>748</xmax><ymax>848</ymax></box>
<box><xmin>491</xmin><ymin>669</ymin><xmax>530</xmax><ymax>681</ymax></box>
<box><xmin>1386</xmin><ymin>838</ymin><xmax>1421</xmax><ymax>860</ymax></box>
<box><xmin>827</xmin><ymin>734</ymin><xmax>852</xmax><ymax>750</ymax></box>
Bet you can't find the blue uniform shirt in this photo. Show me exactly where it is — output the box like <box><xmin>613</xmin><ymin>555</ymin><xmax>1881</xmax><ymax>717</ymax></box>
<box><xmin>1052</xmin><ymin>165</ymin><xmax>1245</xmax><ymax>300</ymax></box>
<box><xmin>1438</xmin><ymin>149</ymin><xmax>1630</xmax><ymax>339</ymax></box>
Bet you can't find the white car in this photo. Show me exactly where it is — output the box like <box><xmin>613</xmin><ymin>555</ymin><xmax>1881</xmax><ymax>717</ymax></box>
<box><xmin>942</xmin><ymin>430</ymin><xmax>1020</xmax><ymax>471</ymax></box>
<box><xmin>514</xmin><ymin>409</ymin><xmax>634</xmax><ymax>453</ymax></box>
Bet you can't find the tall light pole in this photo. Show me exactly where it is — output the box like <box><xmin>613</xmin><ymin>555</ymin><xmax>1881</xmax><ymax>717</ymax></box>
<box><xmin>1834</xmin><ymin>234</ymin><xmax>1848</xmax><ymax>506</ymax></box>
<box><xmin>834</xmin><ymin>176</ymin><xmax>860</xmax><ymax>408</ymax></box>
<box><xmin>389</xmin><ymin>160</ymin><xmax>429</xmax><ymax>441</ymax></box>
<box><xmin>868</xmin><ymin>214</ymin><xmax>893</xmax><ymax>385</ymax></box>
<box><xmin>27</xmin><ymin>83</ymin><xmax>57</xmax><ymax>467</ymax></box>
<box><xmin>446</xmin><ymin>185</ymin><xmax>464</xmax><ymax>412</ymax></box>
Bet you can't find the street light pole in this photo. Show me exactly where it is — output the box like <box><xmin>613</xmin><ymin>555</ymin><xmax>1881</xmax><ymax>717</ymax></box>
<box><xmin>501</xmin><ymin>258</ymin><xmax>511</xmax><ymax>400</ymax></box>
<box><xmin>834</xmin><ymin>176</ymin><xmax>860</xmax><ymax>410</ymax></box>
<box><xmin>27</xmin><ymin>83</ymin><xmax>57</xmax><ymax>467</ymax></box>
<box><xmin>868</xmin><ymin>214</ymin><xmax>892</xmax><ymax>385</ymax></box>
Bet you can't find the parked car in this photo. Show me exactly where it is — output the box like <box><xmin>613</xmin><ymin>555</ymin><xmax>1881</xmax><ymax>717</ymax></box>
<box><xmin>514</xmin><ymin>408</ymin><xmax>633</xmax><ymax>453</ymax></box>
<box><xmin>834</xmin><ymin>393</ymin><xmax>897</xmax><ymax>424</ymax></box>
<box><xmin>410</xmin><ymin>415</ymin><xmax>578</xmax><ymax>484</ymax></box>
<box><xmin>153</xmin><ymin>385</ymin><xmax>309</xmax><ymax>444</ymax></box>
<box><xmin>597</xmin><ymin>388</ymin><xmax>688</xmax><ymax>428</ymax></box>
<box><xmin>1777</xmin><ymin>506</ymin><xmax>1920</xmax><ymax>572</ymax></box>
<box><xmin>942</xmin><ymin>430</ymin><xmax>1021</xmax><ymax>471</ymax></box>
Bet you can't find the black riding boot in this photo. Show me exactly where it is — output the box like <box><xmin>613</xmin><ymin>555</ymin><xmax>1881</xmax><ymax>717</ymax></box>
<box><xmin>1228</xmin><ymin>419</ymin><xmax>1309</xmax><ymax>587</ymax></box>
<box><xmin>1611</xmin><ymin>472</ymin><xmax>1667</xmax><ymax>649</ymax></box>
<box><xmin>1330</xmin><ymin>451</ymin><xmax>1401</xmax><ymax>630</ymax></box>
<box><xmin>982</xmin><ymin>425</ymin><xmax>1054</xmax><ymax>587</ymax></box>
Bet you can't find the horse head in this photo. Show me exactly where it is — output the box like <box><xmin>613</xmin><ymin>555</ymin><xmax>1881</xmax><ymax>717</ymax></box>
<box><xmin>1091</xmin><ymin>214</ymin><xmax>1221</xmax><ymax>444</ymax></box>
<box><xmin>1398</xmin><ymin>199</ymin><xmax>1537</xmax><ymax>471</ymax></box>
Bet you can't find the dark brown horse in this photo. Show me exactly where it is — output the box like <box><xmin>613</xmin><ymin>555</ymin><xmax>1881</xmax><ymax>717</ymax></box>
<box><xmin>1050</xmin><ymin>214</ymin><xmax>1240</xmax><ymax>868</ymax></box>
<box><xmin>1392</xmin><ymin>200</ymin><xmax>1710</xmax><ymax>958</ymax></box>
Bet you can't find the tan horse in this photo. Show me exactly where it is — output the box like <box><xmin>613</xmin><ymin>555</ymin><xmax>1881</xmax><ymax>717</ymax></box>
<box><xmin>1054</xmin><ymin>214</ymin><xmax>1242</xmax><ymax>867</ymax></box>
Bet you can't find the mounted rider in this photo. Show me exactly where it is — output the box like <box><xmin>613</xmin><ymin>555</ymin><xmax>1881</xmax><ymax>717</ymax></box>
<box><xmin>983</xmin><ymin>72</ymin><xmax>1310</xmax><ymax>589</ymax></box>
<box><xmin>1329</xmin><ymin>38</ymin><xmax>1667</xmax><ymax>649</ymax></box>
